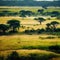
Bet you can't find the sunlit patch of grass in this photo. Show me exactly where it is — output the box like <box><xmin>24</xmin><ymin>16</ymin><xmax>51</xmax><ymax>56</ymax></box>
<box><xmin>0</xmin><ymin>35</ymin><xmax>60</xmax><ymax>50</ymax></box>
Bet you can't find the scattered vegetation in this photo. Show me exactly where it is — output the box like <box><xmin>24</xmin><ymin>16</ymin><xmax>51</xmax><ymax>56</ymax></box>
<box><xmin>0</xmin><ymin>51</ymin><xmax>59</xmax><ymax>60</ymax></box>
<box><xmin>49</xmin><ymin>45</ymin><xmax>60</xmax><ymax>53</ymax></box>
<box><xmin>0</xmin><ymin>7</ymin><xmax>60</xmax><ymax>60</ymax></box>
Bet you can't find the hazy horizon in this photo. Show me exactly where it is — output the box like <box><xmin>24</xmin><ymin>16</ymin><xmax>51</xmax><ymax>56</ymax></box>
<box><xmin>1</xmin><ymin>0</ymin><xmax>59</xmax><ymax>1</ymax></box>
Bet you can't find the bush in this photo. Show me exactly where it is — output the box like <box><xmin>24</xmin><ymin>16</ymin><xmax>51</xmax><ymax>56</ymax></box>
<box><xmin>6</xmin><ymin>51</ymin><xmax>20</xmax><ymax>60</ymax></box>
<box><xmin>24</xmin><ymin>29</ymin><xmax>36</xmax><ymax>34</ymax></box>
<box><xmin>46</xmin><ymin>36</ymin><xmax>55</xmax><ymax>39</ymax></box>
<box><xmin>49</xmin><ymin>45</ymin><xmax>60</xmax><ymax>53</ymax></box>
<box><xmin>0</xmin><ymin>56</ymin><xmax>4</xmax><ymax>60</ymax></box>
<box><xmin>29</xmin><ymin>53</ymin><xmax>56</xmax><ymax>60</ymax></box>
<box><xmin>37</xmin><ymin>28</ymin><xmax>45</xmax><ymax>34</ymax></box>
<box><xmin>56</xmin><ymin>28</ymin><xmax>60</xmax><ymax>32</ymax></box>
<box><xmin>46</xmin><ymin>28</ymin><xmax>52</xmax><ymax>32</ymax></box>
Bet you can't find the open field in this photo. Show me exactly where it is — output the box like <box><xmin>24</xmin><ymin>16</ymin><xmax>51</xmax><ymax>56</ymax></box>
<box><xmin>0</xmin><ymin>35</ymin><xmax>60</xmax><ymax>50</ymax></box>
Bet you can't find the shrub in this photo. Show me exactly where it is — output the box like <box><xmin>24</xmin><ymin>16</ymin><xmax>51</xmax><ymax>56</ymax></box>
<box><xmin>0</xmin><ymin>56</ymin><xmax>4</xmax><ymax>60</ymax></box>
<box><xmin>56</xmin><ymin>28</ymin><xmax>60</xmax><ymax>32</ymax></box>
<box><xmin>24</xmin><ymin>29</ymin><xmax>36</xmax><ymax>34</ymax></box>
<box><xmin>29</xmin><ymin>53</ymin><xmax>56</xmax><ymax>60</ymax></box>
<box><xmin>6</xmin><ymin>51</ymin><xmax>20</xmax><ymax>60</ymax></box>
<box><xmin>46</xmin><ymin>36</ymin><xmax>55</xmax><ymax>39</ymax></box>
<box><xmin>49</xmin><ymin>45</ymin><xmax>60</xmax><ymax>53</ymax></box>
<box><xmin>37</xmin><ymin>28</ymin><xmax>45</xmax><ymax>34</ymax></box>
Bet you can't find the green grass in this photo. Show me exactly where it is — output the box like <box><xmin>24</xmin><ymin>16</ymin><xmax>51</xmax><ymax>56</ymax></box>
<box><xmin>0</xmin><ymin>6</ymin><xmax>60</xmax><ymax>13</ymax></box>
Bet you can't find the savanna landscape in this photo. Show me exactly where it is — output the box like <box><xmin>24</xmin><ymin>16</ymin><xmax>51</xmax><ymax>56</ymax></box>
<box><xmin>0</xmin><ymin>5</ymin><xmax>60</xmax><ymax>60</ymax></box>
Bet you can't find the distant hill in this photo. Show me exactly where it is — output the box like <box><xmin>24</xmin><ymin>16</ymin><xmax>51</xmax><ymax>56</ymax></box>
<box><xmin>0</xmin><ymin>1</ymin><xmax>60</xmax><ymax>7</ymax></box>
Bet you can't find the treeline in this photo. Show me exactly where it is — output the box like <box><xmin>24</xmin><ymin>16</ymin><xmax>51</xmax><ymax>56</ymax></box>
<box><xmin>0</xmin><ymin>19</ymin><xmax>60</xmax><ymax>35</ymax></box>
<box><xmin>0</xmin><ymin>1</ymin><xmax>60</xmax><ymax>6</ymax></box>
<box><xmin>0</xmin><ymin>9</ymin><xmax>60</xmax><ymax>19</ymax></box>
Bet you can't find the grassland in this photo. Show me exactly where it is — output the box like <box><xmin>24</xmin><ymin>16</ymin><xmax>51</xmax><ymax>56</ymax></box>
<box><xmin>0</xmin><ymin>7</ymin><xmax>60</xmax><ymax>60</ymax></box>
<box><xmin>0</xmin><ymin>6</ymin><xmax>60</xmax><ymax>13</ymax></box>
<box><xmin>0</xmin><ymin>34</ymin><xmax>60</xmax><ymax>50</ymax></box>
<box><xmin>0</xmin><ymin>16</ymin><xmax>60</xmax><ymax>60</ymax></box>
<box><xmin>0</xmin><ymin>17</ymin><xmax>60</xmax><ymax>30</ymax></box>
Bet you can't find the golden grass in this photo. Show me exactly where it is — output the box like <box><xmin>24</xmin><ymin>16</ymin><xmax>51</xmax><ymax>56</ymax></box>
<box><xmin>0</xmin><ymin>7</ymin><xmax>60</xmax><ymax>60</ymax></box>
<box><xmin>0</xmin><ymin>17</ymin><xmax>60</xmax><ymax>30</ymax></box>
<box><xmin>0</xmin><ymin>17</ymin><xmax>60</xmax><ymax>50</ymax></box>
<box><xmin>0</xmin><ymin>35</ymin><xmax>60</xmax><ymax>50</ymax></box>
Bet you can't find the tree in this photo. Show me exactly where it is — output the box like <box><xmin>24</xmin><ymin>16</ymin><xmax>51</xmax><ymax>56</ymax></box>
<box><xmin>46</xmin><ymin>23</ymin><xmax>52</xmax><ymax>32</ymax></box>
<box><xmin>50</xmin><ymin>21</ymin><xmax>59</xmax><ymax>29</ymax></box>
<box><xmin>25</xmin><ymin>10</ymin><xmax>33</xmax><ymax>17</ymax></box>
<box><xmin>0</xmin><ymin>24</ymin><xmax>9</xmax><ymax>34</ymax></box>
<box><xmin>7</xmin><ymin>19</ymin><xmax>20</xmax><ymax>32</ymax></box>
<box><xmin>19</xmin><ymin>10</ymin><xmax>34</xmax><ymax>17</ymax></box>
<box><xmin>46</xmin><ymin>23</ymin><xmax>51</xmax><ymax>28</ymax></box>
<box><xmin>51</xmin><ymin>11</ymin><xmax>60</xmax><ymax>17</ymax></box>
<box><xmin>19</xmin><ymin>10</ymin><xmax>26</xmax><ymax>18</ymax></box>
<box><xmin>37</xmin><ymin>17</ymin><xmax>46</xmax><ymax>25</ymax></box>
<box><xmin>37</xmin><ymin>9</ymin><xmax>44</xmax><ymax>15</ymax></box>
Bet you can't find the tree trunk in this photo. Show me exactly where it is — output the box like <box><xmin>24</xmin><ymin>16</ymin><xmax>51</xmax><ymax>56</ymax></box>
<box><xmin>40</xmin><ymin>21</ymin><xmax>41</xmax><ymax>25</ymax></box>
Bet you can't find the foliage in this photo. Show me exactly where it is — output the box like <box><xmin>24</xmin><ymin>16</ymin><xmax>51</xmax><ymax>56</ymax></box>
<box><xmin>37</xmin><ymin>9</ymin><xmax>44</xmax><ymax>15</ymax></box>
<box><xmin>51</xmin><ymin>11</ymin><xmax>60</xmax><ymax>17</ymax></box>
<box><xmin>19</xmin><ymin>10</ymin><xmax>34</xmax><ymax>17</ymax></box>
<box><xmin>7</xmin><ymin>19</ymin><xmax>20</xmax><ymax>32</ymax></box>
<box><xmin>0</xmin><ymin>24</ymin><xmax>9</xmax><ymax>34</ymax></box>
<box><xmin>49</xmin><ymin>45</ymin><xmax>60</xmax><ymax>53</ymax></box>
<box><xmin>0</xmin><ymin>56</ymin><xmax>4</xmax><ymax>60</ymax></box>
<box><xmin>46</xmin><ymin>21</ymin><xmax>60</xmax><ymax>32</ymax></box>
<box><xmin>6</xmin><ymin>51</ymin><xmax>20</xmax><ymax>60</ymax></box>
<box><xmin>34</xmin><ymin>17</ymin><xmax>46</xmax><ymax>24</ymax></box>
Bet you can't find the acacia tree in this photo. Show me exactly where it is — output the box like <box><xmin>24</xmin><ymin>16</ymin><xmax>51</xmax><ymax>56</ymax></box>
<box><xmin>0</xmin><ymin>24</ymin><xmax>9</xmax><ymax>34</ymax></box>
<box><xmin>38</xmin><ymin>9</ymin><xmax>44</xmax><ymax>15</ymax></box>
<box><xmin>46</xmin><ymin>23</ymin><xmax>51</xmax><ymax>32</ymax></box>
<box><xmin>19</xmin><ymin>10</ymin><xmax>26</xmax><ymax>19</ymax></box>
<box><xmin>50</xmin><ymin>21</ymin><xmax>59</xmax><ymax>29</ymax></box>
<box><xmin>19</xmin><ymin>10</ymin><xmax>34</xmax><ymax>18</ymax></box>
<box><xmin>7</xmin><ymin>19</ymin><xmax>20</xmax><ymax>32</ymax></box>
<box><xmin>46</xmin><ymin>23</ymin><xmax>51</xmax><ymax>28</ymax></box>
<box><xmin>25</xmin><ymin>10</ymin><xmax>34</xmax><ymax>17</ymax></box>
<box><xmin>37</xmin><ymin>17</ymin><xmax>46</xmax><ymax>25</ymax></box>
